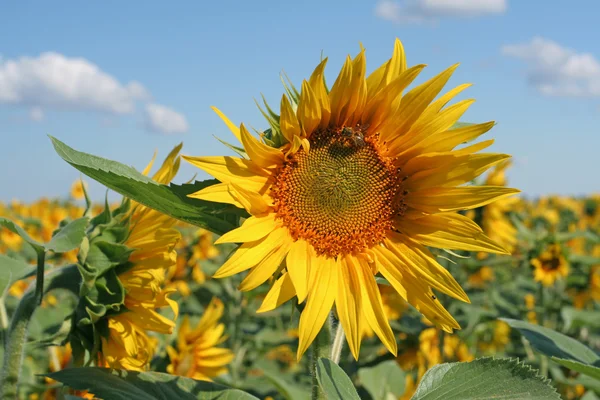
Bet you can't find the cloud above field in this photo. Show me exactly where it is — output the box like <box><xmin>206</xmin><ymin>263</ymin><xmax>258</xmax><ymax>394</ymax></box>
<box><xmin>0</xmin><ymin>52</ymin><xmax>187</xmax><ymax>133</ymax></box>
<box><xmin>144</xmin><ymin>104</ymin><xmax>189</xmax><ymax>135</ymax></box>
<box><xmin>502</xmin><ymin>37</ymin><xmax>600</xmax><ymax>97</ymax></box>
<box><xmin>375</xmin><ymin>0</ymin><xmax>507</xmax><ymax>24</ymax></box>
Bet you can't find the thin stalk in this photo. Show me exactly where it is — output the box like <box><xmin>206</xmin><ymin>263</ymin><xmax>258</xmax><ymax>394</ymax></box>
<box><xmin>34</xmin><ymin>252</ymin><xmax>45</xmax><ymax>306</ymax></box>
<box><xmin>329</xmin><ymin>322</ymin><xmax>346</xmax><ymax>364</ymax></box>
<box><xmin>0</xmin><ymin>297</ymin><xmax>8</xmax><ymax>329</ymax></box>
<box><xmin>438</xmin><ymin>328</ymin><xmax>445</xmax><ymax>364</ymax></box>
<box><xmin>311</xmin><ymin>332</ymin><xmax>323</xmax><ymax>400</ymax></box>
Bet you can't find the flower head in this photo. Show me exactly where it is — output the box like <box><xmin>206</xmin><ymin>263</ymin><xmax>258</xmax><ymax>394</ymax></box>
<box><xmin>531</xmin><ymin>243</ymin><xmax>569</xmax><ymax>287</ymax></box>
<box><xmin>185</xmin><ymin>39</ymin><xmax>518</xmax><ymax>359</ymax></box>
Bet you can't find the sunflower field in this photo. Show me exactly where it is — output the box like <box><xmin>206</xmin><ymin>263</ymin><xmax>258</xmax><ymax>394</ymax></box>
<box><xmin>1</xmin><ymin>39</ymin><xmax>600</xmax><ymax>400</ymax></box>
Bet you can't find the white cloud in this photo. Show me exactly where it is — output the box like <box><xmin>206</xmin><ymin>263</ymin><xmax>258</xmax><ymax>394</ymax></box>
<box><xmin>29</xmin><ymin>107</ymin><xmax>44</xmax><ymax>122</ymax></box>
<box><xmin>375</xmin><ymin>0</ymin><xmax>506</xmax><ymax>24</ymax></box>
<box><xmin>0</xmin><ymin>52</ymin><xmax>150</xmax><ymax>114</ymax></box>
<box><xmin>144</xmin><ymin>103</ymin><xmax>189</xmax><ymax>135</ymax></box>
<box><xmin>502</xmin><ymin>37</ymin><xmax>600</xmax><ymax>97</ymax></box>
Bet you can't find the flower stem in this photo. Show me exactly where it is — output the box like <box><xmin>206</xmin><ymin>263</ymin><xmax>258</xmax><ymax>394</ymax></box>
<box><xmin>0</xmin><ymin>264</ymin><xmax>80</xmax><ymax>399</ymax></box>
<box><xmin>329</xmin><ymin>321</ymin><xmax>346</xmax><ymax>364</ymax></box>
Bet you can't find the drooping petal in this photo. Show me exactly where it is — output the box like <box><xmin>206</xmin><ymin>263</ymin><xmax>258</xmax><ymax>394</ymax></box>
<box><xmin>297</xmin><ymin>256</ymin><xmax>338</xmax><ymax>360</ymax></box>
<box><xmin>213</xmin><ymin>227</ymin><xmax>289</xmax><ymax>278</ymax></box>
<box><xmin>286</xmin><ymin>239</ymin><xmax>312</xmax><ymax>303</ymax></box>
<box><xmin>228</xmin><ymin>183</ymin><xmax>271</xmax><ymax>216</ymax></box>
<box><xmin>257</xmin><ymin>272</ymin><xmax>297</xmax><ymax>313</ymax></box>
<box><xmin>352</xmin><ymin>256</ymin><xmax>397</xmax><ymax>355</ymax></box>
<box><xmin>336</xmin><ymin>256</ymin><xmax>363</xmax><ymax>360</ymax></box>
<box><xmin>238</xmin><ymin>236</ymin><xmax>291</xmax><ymax>291</ymax></box>
<box><xmin>182</xmin><ymin>155</ymin><xmax>270</xmax><ymax>190</ymax></box>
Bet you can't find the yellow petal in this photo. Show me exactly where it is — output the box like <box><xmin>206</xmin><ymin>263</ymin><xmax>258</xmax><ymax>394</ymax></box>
<box><xmin>187</xmin><ymin>182</ymin><xmax>244</xmax><ymax>208</ymax></box>
<box><xmin>384</xmin><ymin>234</ymin><xmax>469</xmax><ymax>302</ymax></box>
<box><xmin>215</xmin><ymin>213</ymin><xmax>278</xmax><ymax>244</ymax></box>
<box><xmin>381</xmin><ymin>64</ymin><xmax>458</xmax><ymax>142</ymax></box>
<box><xmin>213</xmin><ymin>227</ymin><xmax>289</xmax><ymax>278</ymax></box>
<box><xmin>182</xmin><ymin>155</ymin><xmax>270</xmax><ymax>190</ymax></box>
<box><xmin>286</xmin><ymin>239</ymin><xmax>312</xmax><ymax>303</ymax></box>
<box><xmin>211</xmin><ymin>106</ymin><xmax>242</xmax><ymax>143</ymax></box>
<box><xmin>396</xmin><ymin>213</ymin><xmax>510</xmax><ymax>254</ymax></box>
<box><xmin>408</xmin><ymin>121</ymin><xmax>495</xmax><ymax>156</ymax></box>
<box><xmin>373</xmin><ymin>246</ymin><xmax>460</xmax><ymax>332</ymax></box>
<box><xmin>240</xmin><ymin>124</ymin><xmax>284</xmax><ymax>168</ymax></box>
<box><xmin>297</xmin><ymin>256</ymin><xmax>338</xmax><ymax>360</ymax></box>
<box><xmin>336</xmin><ymin>256</ymin><xmax>362</xmax><ymax>360</ymax></box>
<box><xmin>328</xmin><ymin>55</ymin><xmax>353</xmax><ymax>127</ymax></box>
<box><xmin>286</xmin><ymin>134</ymin><xmax>303</xmax><ymax>158</ymax></box>
<box><xmin>297</xmin><ymin>80</ymin><xmax>322</xmax><ymax>136</ymax></box>
<box><xmin>405</xmin><ymin>152</ymin><xmax>510</xmax><ymax>190</ymax></box>
<box><xmin>228</xmin><ymin>183</ymin><xmax>271</xmax><ymax>216</ymax></box>
<box><xmin>257</xmin><ymin>272</ymin><xmax>297</xmax><ymax>313</ymax></box>
<box><xmin>308</xmin><ymin>58</ymin><xmax>331</xmax><ymax>127</ymax></box>
<box><xmin>405</xmin><ymin>186</ymin><xmax>520</xmax><ymax>214</ymax></box>
<box><xmin>238</xmin><ymin>236</ymin><xmax>291</xmax><ymax>291</ymax></box>
<box><xmin>353</xmin><ymin>256</ymin><xmax>397</xmax><ymax>356</ymax></box>
<box><xmin>280</xmin><ymin>95</ymin><xmax>301</xmax><ymax>142</ymax></box>
<box><xmin>418</xmin><ymin>83</ymin><xmax>472</xmax><ymax>123</ymax></box>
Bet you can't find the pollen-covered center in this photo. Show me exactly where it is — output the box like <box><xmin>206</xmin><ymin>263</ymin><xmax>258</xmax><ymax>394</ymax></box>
<box><xmin>271</xmin><ymin>127</ymin><xmax>406</xmax><ymax>257</ymax></box>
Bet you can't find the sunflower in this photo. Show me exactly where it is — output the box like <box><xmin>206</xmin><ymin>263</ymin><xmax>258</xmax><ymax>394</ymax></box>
<box><xmin>70</xmin><ymin>179</ymin><xmax>88</xmax><ymax>200</ymax></box>
<box><xmin>184</xmin><ymin>39</ymin><xmax>517</xmax><ymax>359</ymax></box>
<box><xmin>166</xmin><ymin>298</ymin><xmax>234</xmax><ymax>381</ymax></box>
<box><xmin>99</xmin><ymin>147</ymin><xmax>182</xmax><ymax>370</ymax></box>
<box><xmin>531</xmin><ymin>243</ymin><xmax>569</xmax><ymax>287</ymax></box>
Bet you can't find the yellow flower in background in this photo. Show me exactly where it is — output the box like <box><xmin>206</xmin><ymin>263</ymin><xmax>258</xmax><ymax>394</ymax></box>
<box><xmin>467</xmin><ymin>266</ymin><xmax>494</xmax><ymax>288</ymax></box>
<box><xmin>531</xmin><ymin>243</ymin><xmax>569</xmax><ymax>287</ymax></box>
<box><xmin>184</xmin><ymin>39</ymin><xmax>518</xmax><ymax>360</ymax></box>
<box><xmin>482</xmin><ymin>161</ymin><xmax>518</xmax><ymax>254</ymax></box>
<box><xmin>478</xmin><ymin>320</ymin><xmax>511</xmax><ymax>354</ymax></box>
<box><xmin>524</xmin><ymin>293</ymin><xmax>538</xmax><ymax>324</ymax></box>
<box><xmin>1</xmin><ymin>227</ymin><xmax>23</xmax><ymax>251</ymax></box>
<box><xmin>167</xmin><ymin>298</ymin><xmax>234</xmax><ymax>381</ymax></box>
<box><xmin>70</xmin><ymin>179</ymin><xmax>88</xmax><ymax>200</ymax></box>
<box><xmin>99</xmin><ymin>147</ymin><xmax>182</xmax><ymax>371</ymax></box>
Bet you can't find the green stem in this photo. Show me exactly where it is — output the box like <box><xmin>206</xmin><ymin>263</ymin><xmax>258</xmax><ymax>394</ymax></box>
<box><xmin>311</xmin><ymin>333</ymin><xmax>323</xmax><ymax>400</ymax></box>
<box><xmin>0</xmin><ymin>297</ymin><xmax>8</xmax><ymax>329</ymax></box>
<box><xmin>0</xmin><ymin>265</ymin><xmax>80</xmax><ymax>399</ymax></box>
<box><xmin>329</xmin><ymin>321</ymin><xmax>346</xmax><ymax>364</ymax></box>
<box><xmin>438</xmin><ymin>328</ymin><xmax>445</xmax><ymax>364</ymax></box>
<box><xmin>35</xmin><ymin>252</ymin><xmax>45</xmax><ymax>306</ymax></box>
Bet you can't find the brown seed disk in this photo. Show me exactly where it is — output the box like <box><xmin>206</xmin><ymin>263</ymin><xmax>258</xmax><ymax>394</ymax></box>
<box><xmin>270</xmin><ymin>127</ymin><xmax>406</xmax><ymax>257</ymax></box>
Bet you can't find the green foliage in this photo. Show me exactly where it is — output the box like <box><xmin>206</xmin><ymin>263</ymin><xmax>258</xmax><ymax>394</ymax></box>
<box><xmin>316</xmin><ymin>358</ymin><xmax>361</xmax><ymax>400</ymax></box>
<box><xmin>411</xmin><ymin>358</ymin><xmax>560</xmax><ymax>400</ymax></box>
<box><xmin>47</xmin><ymin>367</ymin><xmax>260</xmax><ymax>400</ymax></box>
<box><xmin>502</xmin><ymin>318</ymin><xmax>600</xmax><ymax>364</ymax></box>
<box><xmin>358</xmin><ymin>360</ymin><xmax>405</xmax><ymax>400</ymax></box>
<box><xmin>0</xmin><ymin>254</ymin><xmax>36</xmax><ymax>295</ymax></box>
<box><xmin>50</xmin><ymin>136</ymin><xmax>242</xmax><ymax>235</ymax></box>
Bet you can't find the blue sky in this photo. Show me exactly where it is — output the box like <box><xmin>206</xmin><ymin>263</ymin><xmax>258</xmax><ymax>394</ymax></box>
<box><xmin>1</xmin><ymin>0</ymin><xmax>599</xmax><ymax>203</ymax></box>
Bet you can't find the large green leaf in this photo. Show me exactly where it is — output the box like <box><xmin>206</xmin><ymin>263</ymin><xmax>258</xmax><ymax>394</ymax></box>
<box><xmin>50</xmin><ymin>136</ymin><xmax>241</xmax><ymax>235</ymax></box>
<box><xmin>501</xmin><ymin>318</ymin><xmax>600</xmax><ymax>364</ymax></box>
<box><xmin>316</xmin><ymin>358</ymin><xmax>361</xmax><ymax>400</ymax></box>
<box><xmin>261</xmin><ymin>369</ymin><xmax>310</xmax><ymax>400</ymax></box>
<box><xmin>552</xmin><ymin>358</ymin><xmax>600</xmax><ymax>380</ymax></box>
<box><xmin>358</xmin><ymin>360</ymin><xmax>405</xmax><ymax>400</ymax></box>
<box><xmin>47</xmin><ymin>367</ymin><xmax>259</xmax><ymax>400</ymax></box>
<box><xmin>0</xmin><ymin>254</ymin><xmax>36</xmax><ymax>295</ymax></box>
<box><xmin>411</xmin><ymin>358</ymin><xmax>559</xmax><ymax>400</ymax></box>
<box><xmin>46</xmin><ymin>217</ymin><xmax>89</xmax><ymax>253</ymax></box>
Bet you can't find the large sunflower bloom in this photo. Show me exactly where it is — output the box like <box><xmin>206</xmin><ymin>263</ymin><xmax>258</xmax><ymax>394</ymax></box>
<box><xmin>100</xmin><ymin>147</ymin><xmax>182</xmax><ymax>370</ymax></box>
<box><xmin>184</xmin><ymin>39</ymin><xmax>518</xmax><ymax>359</ymax></box>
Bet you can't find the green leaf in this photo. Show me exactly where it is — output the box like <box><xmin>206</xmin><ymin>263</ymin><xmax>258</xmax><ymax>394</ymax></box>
<box><xmin>46</xmin><ymin>217</ymin><xmax>89</xmax><ymax>253</ymax></box>
<box><xmin>47</xmin><ymin>367</ymin><xmax>260</xmax><ymax>400</ymax></box>
<box><xmin>411</xmin><ymin>358</ymin><xmax>560</xmax><ymax>400</ymax></box>
<box><xmin>501</xmin><ymin>318</ymin><xmax>600</xmax><ymax>364</ymax></box>
<box><xmin>261</xmin><ymin>369</ymin><xmax>310</xmax><ymax>400</ymax></box>
<box><xmin>552</xmin><ymin>358</ymin><xmax>600</xmax><ymax>381</ymax></box>
<box><xmin>0</xmin><ymin>254</ymin><xmax>36</xmax><ymax>295</ymax></box>
<box><xmin>50</xmin><ymin>136</ymin><xmax>240</xmax><ymax>235</ymax></box>
<box><xmin>358</xmin><ymin>360</ymin><xmax>405</xmax><ymax>400</ymax></box>
<box><xmin>0</xmin><ymin>217</ymin><xmax>44</xmax><ymax>254</ymax></box>
<box><xmin>316</xmin><ymin>358</ymin><xmax>361</xmax><ymax>400</ymax></box>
